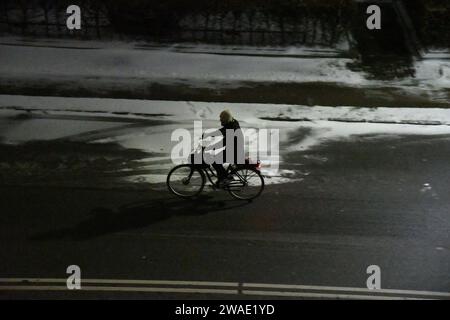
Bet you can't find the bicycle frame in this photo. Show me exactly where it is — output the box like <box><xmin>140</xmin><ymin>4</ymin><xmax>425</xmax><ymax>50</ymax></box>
<box><xmin>192</xmin><ymin>163</ymin><xmax>251</xmax><ymax>191</ymax></box>
<box><xmin>201</xmin><ymin>165</ymin><xmax>219</xmax><ymax>186</ymax></box>
<box><xmin>188</xmin><ymin>140</ymin><xmax>261</xmax><ymax>190</ymax></box>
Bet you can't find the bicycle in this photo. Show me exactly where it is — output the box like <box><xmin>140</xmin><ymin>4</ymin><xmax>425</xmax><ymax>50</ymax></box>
<box><xmin>167</xmin><ymin>145</ymin><xmax>265</xmax><ymax>201</ymax></box>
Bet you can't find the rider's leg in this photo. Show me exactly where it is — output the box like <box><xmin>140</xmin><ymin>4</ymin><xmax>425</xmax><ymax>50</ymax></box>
<box><xmin>212</xmin><ymin>150</ymin><xmax>227</xmax><ymax>181</ymax></box>
<box><xmin>212</xmin><ymin>163</ymin><xmax>227</xmax><ymax>181</ymax></box>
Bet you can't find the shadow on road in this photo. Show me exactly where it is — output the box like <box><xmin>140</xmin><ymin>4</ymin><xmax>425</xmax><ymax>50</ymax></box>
<box><xmin>30</xmin><ymin>195</ymin><xmax>250</xmax><ymax>241</ymax></box>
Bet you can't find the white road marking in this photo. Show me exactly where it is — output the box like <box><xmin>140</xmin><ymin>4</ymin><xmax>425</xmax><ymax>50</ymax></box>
<box><xmin>0</xmin><ymin>286</ymin><xmax>237</xmax><ymax>295</ymax></box>
<box><xmin>0</xmin><ymin>285</ymin><xmax>428</xmax><ymax>300</ymax></box>
<box><xmin>242</xmin><ymin>290</ymin><xmax>423</xmax><ymax>300</ymax></box>
<box><xmin>0</xmin><ymin>278</ymin><xmax>449</xmax><ymax>299</ymax></box>
<box><xmin>244</xmin><ymin>282</ymin><xmax>450</xmax><ymax>298</ymax></box>
<box><xmin>0</xmin><ymin>278</ymin><xmax>238</xmax><ymax>287</ymax></box>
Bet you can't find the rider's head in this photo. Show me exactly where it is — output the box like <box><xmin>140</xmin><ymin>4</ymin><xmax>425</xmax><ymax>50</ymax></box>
<box><xmin>220</xmin><ymin>109</ymin><xmax>233</xmax><ymax>126</ymax></box>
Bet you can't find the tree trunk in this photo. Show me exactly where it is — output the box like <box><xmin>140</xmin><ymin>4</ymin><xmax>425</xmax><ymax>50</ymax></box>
<box><xmin>219</xmin><ymin>13</ymin><xmax>225</xmax><ymax>44</ymax></box>
<box><xmin>43</xmin><ymin>7</ymin><xmax>49</xmax><ymax>36</ymax></box>
<box><xmin>311</xmin><ymin>18</ymin><xmax>317</xmax><ymax>45</ymax></box>
<box><xmin>301</xmin><ymin>13</ymin><xmax>307</xmax><ymax>43</ymax></box>
<box><xmin>3</xmin><ymin>0</ymin><xmax>11</xmax><ymax>32</ymax></box>
<box><xmin>247</xmin><ymin>12</ymin><xmax>254</xmax><ymax>45</ymax></box>
<box><xmin>54</xmin><ymin>5</ymin><xmax>60</xmax><ymax>34</ymax></box>
<box><xmin>95</xmin><ymin>8</ymin><xmax>101</xmax><ymax>38</ymax></box>
<box><xmin>279</xmin><ymin>17</ymin><xmax>285</xmax><ymax>45</ymax></box>
<box><xmin>20</xmin><ymin>3</ymin><xmax>28</xmax><ymax>34</ymax></box>
<box><xmin>203</xmin><ymin>14</ymin><xmax>209</xmax><ymax>41</ymax></box>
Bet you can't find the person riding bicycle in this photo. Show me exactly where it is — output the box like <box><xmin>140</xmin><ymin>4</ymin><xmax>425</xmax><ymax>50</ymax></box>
<box><xmin>204</xmin><ymin>110</ymin><xmax>244</xmax><ymax>187</ymax></box>
<box><xmin>168</xmin><ymin>110</ymin><xmax>264</xmax><ymax>199</ymax></box>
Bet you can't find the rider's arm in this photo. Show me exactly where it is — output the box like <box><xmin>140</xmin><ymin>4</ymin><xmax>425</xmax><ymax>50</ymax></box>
<box><xmin>206</xmin><ymin>138</ymin><xmax>225</xmax><ymax>151</ymax></box>
<box><xmin>202</xmin><ymin>128</ymin><xmax>222</xmax><ymax>139</ymax></box>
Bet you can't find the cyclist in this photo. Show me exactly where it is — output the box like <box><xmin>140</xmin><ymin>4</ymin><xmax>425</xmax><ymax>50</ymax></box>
<box><xmin>204</xmin><ymin>109</ymin><xmax>244</xmax><ymax>187</ymax></box>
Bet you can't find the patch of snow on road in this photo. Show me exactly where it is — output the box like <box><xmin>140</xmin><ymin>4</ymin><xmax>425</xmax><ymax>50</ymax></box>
<box><xmin>2</xmin><ymin>95</ymin><xmax>450</xmax><ymax>186</ymax></box>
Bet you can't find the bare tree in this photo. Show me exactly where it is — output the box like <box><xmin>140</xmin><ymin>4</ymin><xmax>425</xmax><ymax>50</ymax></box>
<box><xmin>17</xmin><ymin>0</ymin><xmax>29</xmax><ymax>34</ymax></box>
<box><xmin>1</xmin><ymin>0</ymin><xmax>11</xmax><ymax>33</ymax></box>
<box><xmin>37</xmin><ymin>0</ymin><xmax>53</xmax><ymax>36</ymax></box>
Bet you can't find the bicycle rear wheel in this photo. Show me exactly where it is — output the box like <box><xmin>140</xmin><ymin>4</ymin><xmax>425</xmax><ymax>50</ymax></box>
<box><xmin>167</xmin><ymin>164</ymin><xmax>205</xmax><ymax>198</ymax></box>
<box><xmin>228</xmin><ymin>168</ymin><xmax>264</xmax><ymax>201</ymax></box>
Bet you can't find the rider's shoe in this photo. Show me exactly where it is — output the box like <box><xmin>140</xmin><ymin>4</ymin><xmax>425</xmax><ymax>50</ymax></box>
<box><xmin>216</xmin><ymin>176</ymin><xmax>234</xmax><ymax>188</ymax></box>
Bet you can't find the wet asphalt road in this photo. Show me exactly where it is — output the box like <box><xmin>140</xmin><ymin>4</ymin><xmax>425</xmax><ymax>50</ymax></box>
<box><xmin>0</xmin><ymin>133</ymin><xmax>449</xmax><ymax>299</ymax></box>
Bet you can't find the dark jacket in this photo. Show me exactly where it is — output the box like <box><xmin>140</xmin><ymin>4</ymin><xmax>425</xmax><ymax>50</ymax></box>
<box><xmin>219</xmin><ymin>119</ymin><xmax>244</xmax><ymax>164</ymax></box>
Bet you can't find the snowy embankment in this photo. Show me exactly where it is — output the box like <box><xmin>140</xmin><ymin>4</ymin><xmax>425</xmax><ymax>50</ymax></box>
<box><xmin>2</xmin><ymin>95</ymin><xmax>450</xmax><ymax>148</ymax></box>
<box><xmin>0</xmin><ymin>37</ymin><xmax>449</xmax><ymax>93</ymax></box>
<box><xmin>0</xmin><ymin>37</ymin><xmax>361</xmax><ymax>85</ymax></box>
<box><xmin>2</xmin><ymin>95</ymin><xmax>450</xmax><ymax>186</ymax></box>
<box><xmin>413</xmin><ymin>49</ymin><xmax>450</xmax><ymax>90</ymax></box>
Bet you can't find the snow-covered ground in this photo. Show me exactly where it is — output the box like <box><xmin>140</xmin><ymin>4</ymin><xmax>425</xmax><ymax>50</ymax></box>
<box><xmin>414</xmin><ymin>57</ymin><xmax>450</xmax><ymax>89</ymax></box>
<box><xmin>2</xmin><ymin>95</ymin><xmax>450</xmax><ymax>128</ymax></box>
<box><xmin>1</xmin><ymin>37</ymin><xmax>449</xmax><ymax>188</ymax></box>
<box><xmin>0</xmin><ymin>37</ymin><xmax>449</xmax><ymax>90</ymax></box>
<box><xmin>2</xmin><ymin>95</ymin><xmax>450</xmax><ymax>186</ymax></box>
<box><xmin>0</xmin><ymin>39</ymin><xmax>363</xmax><ymax>86</ymax></box>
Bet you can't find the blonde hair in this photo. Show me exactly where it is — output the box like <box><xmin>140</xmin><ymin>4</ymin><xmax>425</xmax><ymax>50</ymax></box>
<box><xmin>220</xmin><ymin>109</ymin><xmax>233</xmax><ymax>123</ymax></box>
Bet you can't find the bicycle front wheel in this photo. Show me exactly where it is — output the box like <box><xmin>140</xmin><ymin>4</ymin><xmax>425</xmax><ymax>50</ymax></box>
<box><xmin>228</xmin><ymin>168</ymin><xmax>264</xmax><ymax>201</ymax></box>
<box><xmin>167</xmin><ymin>164</ymin><xmax>205</xmax><ymax>198</ymax></box>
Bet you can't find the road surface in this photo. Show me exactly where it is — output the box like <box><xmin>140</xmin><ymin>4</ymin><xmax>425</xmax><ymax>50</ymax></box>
<box><xmin>0</xmin><ymin>133</ymin><xmax>449</xmax><ymax>299</ymax></box>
